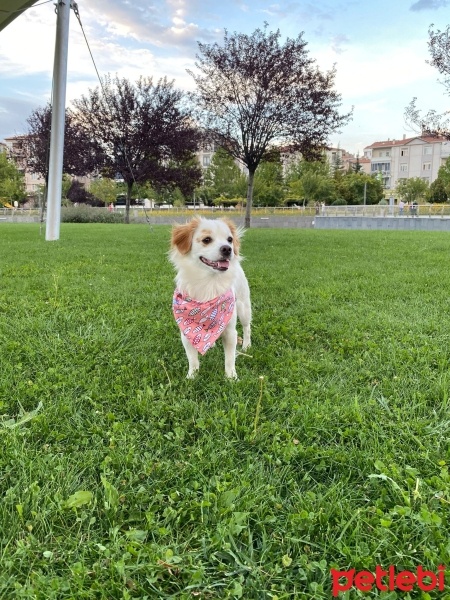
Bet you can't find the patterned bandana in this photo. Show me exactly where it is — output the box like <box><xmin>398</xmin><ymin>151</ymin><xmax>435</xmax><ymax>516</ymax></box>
<box><xmin>172</xmin><ymin>288</ymin><xmax>235</xmax><ymax>355</ymax></box>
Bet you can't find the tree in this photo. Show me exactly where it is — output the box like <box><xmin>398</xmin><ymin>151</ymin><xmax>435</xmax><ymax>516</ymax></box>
<box><xmin>405</xmin><ymin>25</ymin><xmax>450</xmax><ymax>137</ymax></box>
<box><xmin>90</xmin><ymin>177</ymin><xmax>118</xmax><ymax>207</ymax></box>
<box><xmin>428</xmin><ymin>24</ymin><xmax>450</xmax><ymax>93</ymax></box>
<box><xmin>299</xmin><ymin>170</ymin><xmax>335</xmax><ymax>205</ymax></box>
<box><xmin>427</xmin><ymin>156</ymin><xmax>450</xmax><ymax>202</ymax></box>
<box><xmin>331</xmin><ymin>151</ymin><xmax>344</xmax><ymax>178</ymax></box>
<box><xmin>428</xmin><ymin>177</ymin><xmax>448</xmax><ymax>203</ymax></box>
<box><xmin>61</xmin><ymin>174</ymin><xmax>72</xmax><ymax>201</ymax></box>
<box><xmin>436</xmin><ymin>155</ymin><xmax>450</xmax><ymax>191</ymax></box>
<box><xmin>67</xmin><ymin>180</ymin><xmax>95</xmax><ymax>205</ymax></box>
<box><xmin>0</xmin><ymin>152</ymin><xmax>26</xmax><ymax>205</ymax></box>
<box><xmin>26</xmin><ymin>103</ymin><xmax>103</xmax><ymax>179</ymax></box>
<box><xmin>352</xmin><ymin>153</ymin><xmax>363</xmax><ymax>173</ymax></box>
<box><xmin>203</xmin><ymin>147</ymin><xmax>247</xmax><ymax>201</ymax></box>
<box><xmin>285</xmin><ymin>158</ymin><xmax>335</xmax><ymax>205</ymax></box>
<box><xmin>72</xmin><ymin>75</ymin><xmax>202</xmax><ymax>223</ymax></box>
<box><xmin>336</xmin><ymin>172</ymin><xmax>384</xmax><ymax>205</ymax></box>
<box><xmin>188</xmin><ymin>26</ymin><xmax>352</xmax><ymax>227</ymax></box>
<box><xmin>252</xmin><ymin>157</ymin><xmax>284</xmax><ymax>206</ymax></box>
<box><xmin>396</xmin><ymin>177</ymin><xmax>429</xmax><ymax>204</ymax></box>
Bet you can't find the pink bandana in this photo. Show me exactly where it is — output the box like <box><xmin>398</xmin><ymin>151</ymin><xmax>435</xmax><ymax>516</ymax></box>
<box><xmin>172</xmin><ymin>289</ymin><xmax>235</xmax><ymax>355</ymax></box>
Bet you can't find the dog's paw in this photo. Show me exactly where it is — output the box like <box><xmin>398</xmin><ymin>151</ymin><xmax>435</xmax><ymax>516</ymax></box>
<box><xmin>186</xmin><ymin>369</ymin><xmax>198</xmax><ymax>379</ymax></box>
<box><xmin>225</xmin><ymin>369</ymin><xmax>238</xmax><ymax>380</ymax></box>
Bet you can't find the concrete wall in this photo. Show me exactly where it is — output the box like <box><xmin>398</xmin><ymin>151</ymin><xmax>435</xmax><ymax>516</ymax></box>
<box><xmin>0</xmin><ymin>214</ymin><xmax>316</xmax><ymax>228</ymax></box>
<box><xmin>147</xmin><ymin>215</ymin><xmax>315</xmax><ymax>228</ymax></box>
<box><xmin>5</xmin><ymin>213</ymin><xmax>450</xmax><ymax>231</ymax></box>
<box><xmin>0</xmin><ymin>215</ymin><xmax>40</xmax><ymax>223</ymax></box>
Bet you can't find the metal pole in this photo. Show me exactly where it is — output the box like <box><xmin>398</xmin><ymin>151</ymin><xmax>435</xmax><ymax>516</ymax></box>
<box><xmin>45</xmin><ymin>0</ymin><xmax>71</xmax><ymax>241</ymax></box>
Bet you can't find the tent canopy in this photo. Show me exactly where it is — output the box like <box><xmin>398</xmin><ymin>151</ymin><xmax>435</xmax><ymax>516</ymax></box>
<box><xmin>0</xmin><ymin>0</ymin><xmax>40</xmax><ymax>32</ymax></box>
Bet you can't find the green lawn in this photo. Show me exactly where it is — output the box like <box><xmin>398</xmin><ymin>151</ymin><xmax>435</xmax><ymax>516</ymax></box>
<box><xmin>1</xmin><ymin>223</ymin><xmax>450</xmax><ymax>599</ymax></box>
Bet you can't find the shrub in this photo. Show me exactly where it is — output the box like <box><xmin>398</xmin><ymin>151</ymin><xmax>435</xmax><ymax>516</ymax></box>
<box><xmin>331</xmin><ymin>198</ymin><xmax>347</xmax><ymax>205</ymax></box>
<box><xmin>213</xmin><ymin>196</ymin><xmax>245</xmax><ymax>207</ymax></box>
<box><xmin>61</xmin><ymin>206</ymin><xmax>125</xmax><ymax>223</ymax></box>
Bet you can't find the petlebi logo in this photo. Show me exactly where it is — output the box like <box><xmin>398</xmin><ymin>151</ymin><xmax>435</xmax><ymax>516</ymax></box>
<box><xmin>330</xmin><ymin>565</ymin><xmax>446</xmax><ymax>596</ymax></box>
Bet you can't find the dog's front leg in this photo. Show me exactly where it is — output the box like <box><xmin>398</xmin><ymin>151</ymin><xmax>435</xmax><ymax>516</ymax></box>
<box><xmin>181</xmin><ymin>334</ymin><xmax>199</xmax><ymax>378</ymax></box>
<box><xmin>222</xmin><ymin>318</ymin><xmax>238</xmax><ymax>379</ymax></box>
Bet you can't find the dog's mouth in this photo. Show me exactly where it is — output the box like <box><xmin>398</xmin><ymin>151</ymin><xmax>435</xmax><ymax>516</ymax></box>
<box><xmin>200</xmin><ymin>256</ymin><xmax>230</xmax><ymax>271</ymax></box>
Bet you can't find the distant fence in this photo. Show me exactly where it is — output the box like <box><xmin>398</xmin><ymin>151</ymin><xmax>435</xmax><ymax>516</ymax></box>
<box><xmin>320</xmin><ymin>204</ymin><xmax>450</xmax><ymax>218</ymax></box>
<box><xmin>0</xmin><ymin>205</ymin><xmax>315</xmax><ymax>221</ymax></box>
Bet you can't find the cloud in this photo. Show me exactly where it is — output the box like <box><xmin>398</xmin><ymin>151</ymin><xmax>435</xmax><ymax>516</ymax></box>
<box><xmin>330</xmin><ymin>34</ymin><xmax>349</xmax><ymax>54</ymax></box>
<box><xmin>259</xmin><ymin>2</ymin><xmax>334</xmax><ymax>21</ymax></box>
<box><xmin>78</xmin><ymin>0</ymin><xmax>219</xmax><ymax>50</ymax></box>
<box><xmin>410</xmin><ymin>0</ymin><xmax>449</xmax><ymax>10</ymax></box>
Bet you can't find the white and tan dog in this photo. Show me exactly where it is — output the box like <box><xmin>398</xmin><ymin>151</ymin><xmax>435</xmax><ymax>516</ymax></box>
<box><xmin>170</xmin><ymin>217</ymin><xmax>251</xmax><ymax>378</ymax></box>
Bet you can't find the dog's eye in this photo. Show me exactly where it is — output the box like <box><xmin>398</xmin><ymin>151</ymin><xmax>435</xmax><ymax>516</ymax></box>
<box><xmin>202</xmin><ymin>237</ymin><xmax>212</xmax><ymax>244</ymax></box>
<box><xmin>227</xmin><ymin>237</ymin><xmax>233</xmax><ymax>243</ymax></box>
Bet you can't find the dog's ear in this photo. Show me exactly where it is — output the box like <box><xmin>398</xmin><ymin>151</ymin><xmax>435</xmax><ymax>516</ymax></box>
<box><xmin>222</xmin><ymin>218</ymin><xmax>241</xmax><ymax>256</ymax></box>
<box><xmin>171</xmin><ymin>219</ymin><xmax>199</xmax><ymax>254</ymax></box>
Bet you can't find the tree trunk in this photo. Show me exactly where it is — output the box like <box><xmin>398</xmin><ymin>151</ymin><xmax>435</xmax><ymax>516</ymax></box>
<box><xmin>125</xmin><ymin>181</ymin><xmax>133</xmax><ymax>224</ymax></box>
<box><xmin>245</xmin><ymin>169</ymin><xmax>255</xmax><ymax>229</ymax></box>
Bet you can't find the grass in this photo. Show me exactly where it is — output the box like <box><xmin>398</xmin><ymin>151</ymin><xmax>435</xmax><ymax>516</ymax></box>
<box><xmin>1</xmin><ymin>223</ymin><xmax>450</xmax><ymax>598</ymax></box>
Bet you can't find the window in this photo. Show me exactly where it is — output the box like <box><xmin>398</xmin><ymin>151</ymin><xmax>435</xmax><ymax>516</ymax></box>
<box><xmin>202</xmin><ymin>155</ymin><xmax>211</xmax><ymax>167</ymax></box>
<box><xmin>423</xmin><ymin>162</ymin><xmax>431</xmax><ymax>171</ymax></box>
<box><xmin>400</xmin><ymin>164</ymin><xmax>408</xmax><ymax>172</ymax></box>
<box><xmin>423</xmin><ymin>146</ymin><xmax>432</xmax><ymax>155</ymax></box>
<box><xmin>371</xmin><ymin>162</ymin><xmax>390</xmax><ymax>173</ymax></box>
<box><xmin>401</xmin><ymin>148</ymin><xmax>409</xmax><ymax>157</ymax></box>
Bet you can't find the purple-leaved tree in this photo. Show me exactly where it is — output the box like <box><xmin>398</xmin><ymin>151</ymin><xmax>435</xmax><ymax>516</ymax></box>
<box><xmin>188</xmin><ymin>25</ymin><xmax>352</xmax><ymax>227</ymax></box>
<box><xmin>72</xmin><ymin>75</ymin><xmax>201</xmax><ymax>223</ymax></box>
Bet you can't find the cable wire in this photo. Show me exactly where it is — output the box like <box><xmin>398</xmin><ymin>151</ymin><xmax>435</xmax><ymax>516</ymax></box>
<box><xmin>71</xmin><ymin>2</ymin><xmax>153</xmax><ymax>229</ymax></box>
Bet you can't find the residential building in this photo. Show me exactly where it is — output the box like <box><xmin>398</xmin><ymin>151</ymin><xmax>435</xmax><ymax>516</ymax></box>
<box><xmin>196</xmin><ymin>141</ymin><xmax>248</xmax><ymax>176</ymax></box>
<box><xmin>343</xmin><ymin>153</ymin><xmax>371</xmax><ymax>175</ymax></box>
<box><xmin>363</xmin><ymin>134</ymin><xmax>450</xmax><ymax>191</ymax></box>
<box><xmin>196</xmin><ymin>141</ymin><xmax>217</xmax><ymax>169</ymax></box>
<box><xmin>3</xmin><ymin>135</ymin><xmax>94</xmax><ymax>197</ymax></box>
<box><xmin>280</xmin><ymin>146</ymin><xmax>359</xmax><ymax>176</ymax></box>
<box><xmin>3</xmin><ymin>135</ymin><xmax>46</xmax><ymax>195</ymax></box>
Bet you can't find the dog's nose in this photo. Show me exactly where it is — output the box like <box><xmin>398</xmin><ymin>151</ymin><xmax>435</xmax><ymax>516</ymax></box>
<box><xmin>220</xmin><ymin>244</ymin><xmax>232</xmax><ymax>257</ymax></box>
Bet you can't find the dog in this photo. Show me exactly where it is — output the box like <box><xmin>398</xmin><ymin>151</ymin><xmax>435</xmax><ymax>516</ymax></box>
<box><xmin>169</xmin><ymin>217</ymin><xmax>251</xmax><ymax>378</ymax></box>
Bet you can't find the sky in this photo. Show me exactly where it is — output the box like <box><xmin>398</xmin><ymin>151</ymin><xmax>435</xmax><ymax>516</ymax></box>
<box><xmin>0</xmin><ymin>0</ymin><xmax>449</xmax><ymax>156</ymax></box>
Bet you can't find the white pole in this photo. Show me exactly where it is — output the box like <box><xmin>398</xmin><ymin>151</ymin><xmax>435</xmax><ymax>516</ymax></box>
<box><xmin>45</xmin><ymin>0</ymin><xmax>71</xmax><ymax>241</ymax></box>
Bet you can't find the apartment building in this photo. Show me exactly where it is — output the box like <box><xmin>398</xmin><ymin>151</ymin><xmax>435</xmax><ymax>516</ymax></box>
<box><xmin>363</xmin><ymin>135</ymin><xmax>450</xmax><ymax>190</ymax></box>
<box><xmin>196</xmin><ymin>141</ymin><xmax>217</xmax><ymax>169</ymax></box>
<box><xmin>196</xmin><ymin>141</ymin><xmax>249</xmax><ymax>175</ymax></box>
<box><xmin>280</xmin><ymin>146</ymin><xmax>362</xmax><ymax>176</ymax></box>
<box><xmin>3</xmin><ymin>135</ymin><xmax>46</xmax><ymax>194</ymax></box>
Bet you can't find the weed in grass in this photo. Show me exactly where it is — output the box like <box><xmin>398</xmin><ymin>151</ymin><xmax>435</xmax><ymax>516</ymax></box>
<box><xmin>2</xmin><ymin>224</ymin><xmax>450</xmax><ymax>598</ymax></box>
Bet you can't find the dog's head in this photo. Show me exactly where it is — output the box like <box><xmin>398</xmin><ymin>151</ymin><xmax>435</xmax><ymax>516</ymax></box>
<box><xmin>170</xmin><ymin>217</ymin><xmax>241</xmax><ymax>272</ymax></box>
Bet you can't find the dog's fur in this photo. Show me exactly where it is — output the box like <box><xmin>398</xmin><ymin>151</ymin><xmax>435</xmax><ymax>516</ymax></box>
<box><xmin>169</xmin><ymin>217</ymin><xmax>251</xmax><ymax>378</ymax></box>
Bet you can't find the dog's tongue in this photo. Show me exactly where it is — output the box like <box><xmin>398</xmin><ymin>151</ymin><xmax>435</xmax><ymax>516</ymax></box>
<box><xmin>216</xmin><ymin>260</ymin><xmax>230</xmax><ymax>270</ymax></box>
